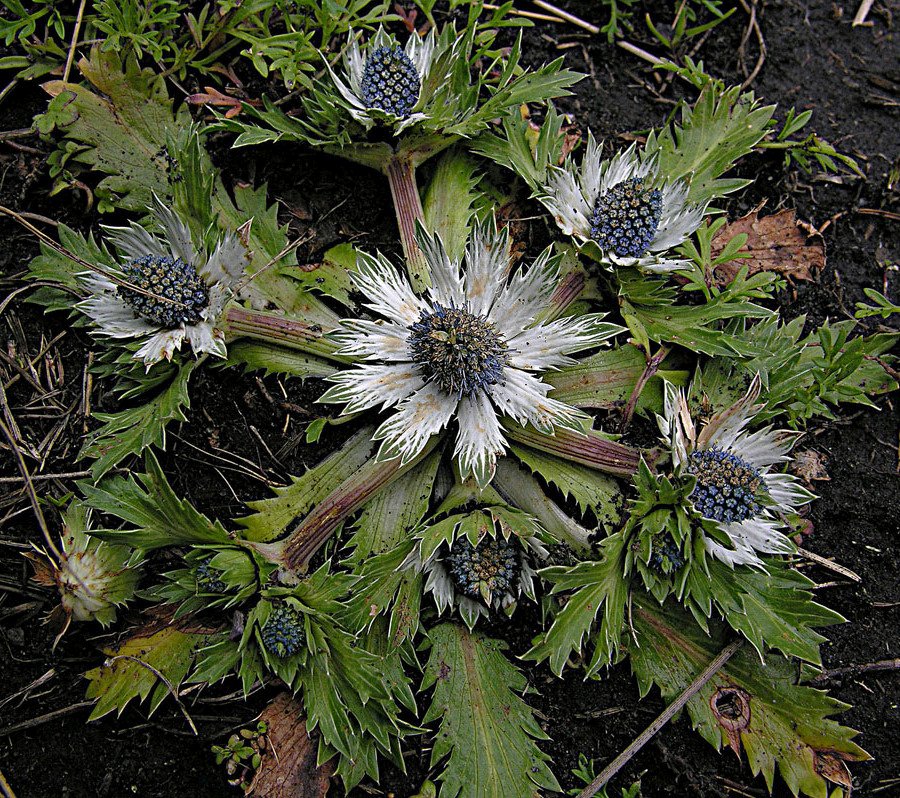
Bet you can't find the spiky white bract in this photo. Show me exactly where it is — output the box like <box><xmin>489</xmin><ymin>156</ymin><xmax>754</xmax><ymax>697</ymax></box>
<box><xmin>656</xmin><ymin>375</ymin><xmax>813</xmax><ymax>568</ymax></box>
<box><xmin>77</xmin><ymin>197</ymin><xmax>249</xmax><ymax>367</ymax></box>
<box><xmin>541</xmin><ymin>135</ymin><xmax>706</xmax><ymax>273</ymax></box>
<box><xmin>328</xmin><ymin>26</ymin><xmax>438</xmax><ymax>135</ymax></box>
<box><xmin>320</xmin><ymin>220</ymin><xmax>621</xmax><ymax>486</ymax></box>
<box><xmin>408</xmin><ymin>527</ymin><xmax>547</xmax><ymax>630</ymax></box>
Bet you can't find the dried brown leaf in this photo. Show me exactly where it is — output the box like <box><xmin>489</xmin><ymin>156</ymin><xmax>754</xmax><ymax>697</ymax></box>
<box><xmin>711</xmin><ymin>203</ymin><xmax>826</xmax><ymax>286</ymax></box>
<box><xmin>247</xmin><ymin>693</ymin><xmax>334</xmax><ymax>798</ymax></box>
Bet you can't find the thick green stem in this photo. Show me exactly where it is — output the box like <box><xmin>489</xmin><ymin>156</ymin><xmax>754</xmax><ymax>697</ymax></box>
<box><xmin>503</xmin><ymin>421</ymin><xmax>649</xmax><ymax>478</ymax></box>
<box><xmin>385</xmin><ymin>154</ymin><xmax>429</xmax><ymax>293</ymax></box>
<box><xmin>224</xmin><ymin>306</ymin><xmax>348</xmax><ymax>364</ymax></box>
<box><xmin>275</xmin><ymin>437</ymin><xmax>441</xmax><ymax>572</ymax></box>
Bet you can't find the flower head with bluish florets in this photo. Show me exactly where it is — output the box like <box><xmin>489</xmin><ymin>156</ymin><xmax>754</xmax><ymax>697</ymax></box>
<box><xmin>77</xmin><ymin>197</ymin><xmax>249</xmax><ymax>366</ymax></box>
<box><xmin>319</xmin><ymin>219</ymin><xmax>622</xmax><ymax>486</ymax></box>
<box><xmin>541</xmin><ymin>135</ymin><xmax>706</xmax><ymax>273</ymax></box>
<box><xmin>656</xmin><ymin>375</ymin><xmax>813</xmax><ymax>568</ymax></box>
<box><xmin>326</xmin><ymin>26</ymin><xmax>438</xmax><ymax>135</ymax></box>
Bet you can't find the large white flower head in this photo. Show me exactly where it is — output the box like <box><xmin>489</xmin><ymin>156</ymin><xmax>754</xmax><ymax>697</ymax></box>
<box><xmin>78</xmin><ymin>197</ymin><xmax>249</xmax><ymax>366</ymax></box>
<box><xmin>656</xmin><ymin>375</ymin><xmax>814</xmax><ymax>568</ymax></box>
<box><xmin>328</xmin><ymin>26</ymin><xmax>438</xmax><ymax>135</ymax></box>
<box><xmin>320</xmin><ymin>220</ymin><xmax>621</xmax><ymax>486</ymax></box>
<box><xmin>541</xmin><ymin>135</ymin><xmax>706</xmax><ymax>273</ymax></box>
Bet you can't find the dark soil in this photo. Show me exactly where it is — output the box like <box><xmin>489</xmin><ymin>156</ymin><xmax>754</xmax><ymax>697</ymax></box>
<box><xmin>1</xmin><ymin>2</ymin><xmax>898</xmax><ymax>797</ymax></box>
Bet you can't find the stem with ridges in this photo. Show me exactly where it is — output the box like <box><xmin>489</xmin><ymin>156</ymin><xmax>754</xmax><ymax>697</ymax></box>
<box><xmin>224</xmin><ymin>306</ymin><xmax>348</xmax><ymax>364</ymax></box>
<box><xmin>503</xmin><ymin>421</ymin><xmax>650</xmax><ymax>478</ymax></box>
<box><xmin>385</xmin><ymin>154</ymin><xmax>429</xmax><ymax>293</ymax></box>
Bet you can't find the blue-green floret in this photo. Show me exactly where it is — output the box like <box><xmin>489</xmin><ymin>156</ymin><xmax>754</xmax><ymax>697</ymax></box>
<box><xmin>649</xmin><ymin>534</ymin><xmax>685</xmax><ymax>573</ymax></box>
<box><xmin>118</xmin><ymin>254</ymin><xmax>209</xmax><ymax>328</ymax></box>
<box><xmin>446</xmin><ymin>536</ymin><xmax>520</xmax><ymax>601</ymax></box>
<box><xmin>360</xmin><ymin>45</ymin><xmax>421</xmax><ymax>118</ymax></box>
<box><xmin>195</xmin><ymin>557</ymin><xmax>227</xmax><ymax>594</ymax></box>
<box><xmin>589</xmin><ymin>177</ymin><xmax>663</xmax><ymax>259</ymax></box>
<box><xmin>260</xmin><ymin>603</ymin><xmax>306</xmax><ymax>659</ymax></box>
<box><xmin>688</xmin><ymin>446</ymin><xmax>762</xmax><ymax>524</ymax></box>
<box><xmin>407</xmin><ymin>303</ymin><xmax>509</xmax><ymax>398</ymax></box>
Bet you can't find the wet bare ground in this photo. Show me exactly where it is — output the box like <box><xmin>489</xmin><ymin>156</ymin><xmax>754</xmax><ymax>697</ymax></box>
<box><xmin>1</xmin><ymin>1</ymin><xmax>898</xmax><ymax>796</ymax></box>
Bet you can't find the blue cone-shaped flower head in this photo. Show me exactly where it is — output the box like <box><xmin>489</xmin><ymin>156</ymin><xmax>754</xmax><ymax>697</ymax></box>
<box><xmin>541</xmin><ymin>135</ymin><xmax>706</xmax><ymax>273</ymax></box>
<box><xmin>445</xmin><ymin>535</ymin><xmax>520</xmax><ymax>602</ymax></box>
<box><xmin>77</xmin><ymin>196</ymin><xmax>250</xmax><ymax>366</ymax></box>
<box><xmin>260</xmin><ymin>603</ymin><xmax>306</xmax><ymax>659</ymax></box>
<box><xmin>327</xmin><ymin>26</ymin><xmax>437</xmax><ymax>134</ymax></box>
<box><xmin>656</xmin><ymin>375</ymin><xmax>814</xmax><ymax>568</ymax></box>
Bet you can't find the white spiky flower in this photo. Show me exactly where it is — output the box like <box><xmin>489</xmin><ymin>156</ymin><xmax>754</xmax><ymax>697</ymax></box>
<box><xmin>77</xmin><ymin>197</ymin><xmax>249</xmax><ymax>366</ymax></box>
<box><xmin>328</xmin><ymin>26</ymin><xmax>438</xmax><ymax>134</ymax></box>
<box><xmin>656</xmin><ymin>375</ymin><xmax>814</xmax><ymax>568</ymax></box>
<box><xmin>319</xmin><ymin>220</ymin><xmax>620</xmax><ymax>486</ymax></box>
<box><xmin>541</xmin><ymin>136</ymin><xmax>706</xmax><ymax>273</ymax></box>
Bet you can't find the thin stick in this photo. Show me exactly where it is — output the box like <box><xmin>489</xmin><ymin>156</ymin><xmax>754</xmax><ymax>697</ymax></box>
<box><xmin>616</xmin><ymin>40</ymin><xmax>668</xmax><ymax>67</ymax></box>
<box><xmin>62</xmin><ymin>0</ymin><xmax>89</xmax><ymax>85</ymax></box>
<box><xmin>797</xmin><ymin>546</ymin><xmax>861</xmax><ymax>583</ymax></box>
<box><xmin>532</xmin><ymin>0</ymin><xmax>600</xmax><ymax>33</ymax></box>
<box><xmin>0</xmin><ymin>767</ymin><xmax>17</xmax><ymax>798</ymax></box>
<box><xmin>853</xmin><ymin>0</ymin><xmax>875</xmax><ymax>26</ymax></box>
<box><xmin>810</xmin><ymin>658</ymin><xmax>900</xmax><ymax>685</ymax></box>
<box><xmin>576</xmin><ymin>639</ymin><xmax>743</xmax><ymax>798</ymax></box>
<box><xmin>482</xmin><ymin>4</ymin><xmax>560</xmax><ymax>24</ymax></box>
<box><xmin>619</xmin><ymin>344</ymin><xmax>670</xmax><ymax>433</ymax></box>
<box><xmin>0</xmin><ymin>702</ymin><xmax>94</xmax><ymax>737</ymax></box>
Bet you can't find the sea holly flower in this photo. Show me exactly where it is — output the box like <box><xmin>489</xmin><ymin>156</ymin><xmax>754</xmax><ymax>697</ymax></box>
<box><xmin>656</xmin><ymin>375</ymin><xmax>813</xmax><ymax>568</ymax></box>
<box><xmin>541</xmin><ymin>136</ymin><xmax>706</xmax><ymax>273</ymax></box>
<box><xmin>78</xmin><ymin>197</ymin><xmax>249</xmax><ymax>366</ymax></box>
<box><xmin>319</xmin><ymin>220</ymin><xmax>621</xmax><ymax>486</ymax></box>
<box><xmin>328</xmin><ymin>26</ymin><xmax>437</xmax><ymax>135</ymax></box>
<box><xmin>403</xmin><ymin>502</ymin><xmax>549</xmax><ymax>629</ymax></box>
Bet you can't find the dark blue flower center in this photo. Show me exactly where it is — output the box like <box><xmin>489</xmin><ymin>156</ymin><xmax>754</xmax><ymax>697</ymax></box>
<box><xmin>446</xmin><ymin>536</ymin><xmax>520</xmax><ymax>602</ymax></box>
<box><xmin>408</xmin><ymin>303</ymin><xmax>508</xmax><ymax>397</ymax></box>
<box><xmin>118</xmin><ymin>254</ymin><xmax>209</xmax><ymax>328</ymax></box>
<box><xmin>590</xmin><ymin>177</ymin><xmax>663</xmax><ymax>258</ymax></box>
<box><xmin>360</xmin><ymin>45</ymin><xmax>421</xmax><ymax>118</ymax></box>
<box><xmin>688</xmin><ymin>446</ymin><xmax>763</xmax><ymax>524</ymax></box>
<box><xmin>260</xmin><ymin>604</ymin><xmax>305</xmax><ymax>659</ymax></box>
<box><xmin>649</xmin><ymin>534</ymin><xmax>685</xmax><ymax>574</ymax></box>
<box><xmin>195</xmin><ymin>557</ymin><xmax>226</xmax><ymax>594</ymax></box>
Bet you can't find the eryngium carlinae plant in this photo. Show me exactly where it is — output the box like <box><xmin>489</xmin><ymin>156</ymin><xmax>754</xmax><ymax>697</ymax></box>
<box><xmin>78</xmin><ymin>196</ymin><xmax>250</xmax><ymax>366</ymax></box>
<box><xmin>319</xmin><ymin>219</ymin><xmax>621</xmax><ymax>487</ymax></box>
<box><xmin>403</xmin><ymin>483</ymin><xmax>549</xmax><ymax>629</ymax></box>
<box><xmin>540</xmin><ymin>135</ymin><xmax>706</xmax><ymax>273</ymax></box>
<box><xmin>654</xmin><ymin>374</ymin><xmax>813</xmax><ymax>570</ymax></box>
<box><xmin>26</xmin><ymin>501</ymin><xmax>140</xmax><ymax>639</ymax></box>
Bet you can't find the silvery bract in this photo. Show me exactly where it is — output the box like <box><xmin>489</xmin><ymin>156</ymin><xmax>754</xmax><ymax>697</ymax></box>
<box><xmin>78</xmin><ymin>198</ymin><xmax>249</xmax><ymax>366</ymax></box>
<box><xmin>328</xmin><ymin>26</ymin><xmax>438</xmax><ymax>134</ymax></box>
<box><xmin>319</xmin><ymin>220</ymin><xmax>620</xmax><ymax>486</ymax></box>
<box><xmin>657</xmin><ymin>376</ymin><xmax>813</xmax><ymax>568</ymax></box>
<box><xmin>412</xmin><ymin>531</ymin><xmax>546</xmax><ymax>629</ymax></box>
<box><xmin>542</xmin><ymin>136</ymin><xmax>706</xmax><ymax>273</ymax></box>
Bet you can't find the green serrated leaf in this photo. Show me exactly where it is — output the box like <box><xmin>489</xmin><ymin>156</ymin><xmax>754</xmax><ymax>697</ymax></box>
<box><xmin>225</xmin><ymin>340</ymin><xmax>335</xmax><ymax>379</ymax></box>
<box><xmin>80</xmin><ymin>449</ymin><xmax>231</xmax><ymax>550</ymax></box>
<box><xmin>422</xmin><ymin>624</ymin><xmax>560</xmax><ymax>798</ymax></box>
<box><xmin>79</xmin><ymin>359</ymin><xmax>197</xmax><ymax>478</ymax></box>
<box><xmin>422</xmin><ymin>148</ymin><xmax>480</xmax><ymax>261</ymax></box>
<box><xmin>280</xmin><ymin>242</ymin><xmax>357</xmax><ymax>307</ymax></box>
<box><xmin>631</xmin><ymin>599</ymin><xmax>868</xmax><ymax>798</ymax></box>
<box><xmin>525</xmin><ymin>534</ymin><xmax>629</xmax><ymax>676</ymax></box>
<box><xmin>85</xmin><ymin>621</ymin><xmax>214</xmax><ymax>719</ymax></box>
<box><xmin>237</xmin><ymin>428</ymin><xmax>377</xmax><ymax>541</ymax></box>
<box><xmin>41</xmin><ymin>48</ymin><xmax>188</xmax><ymax>211</ymax></box>
<box><xmin>510</xmin><ymin>444</ymin><xmax>623</xmax><ymax>528</ymax></box>
<box><xmin>643</xmin><ymin>85</ymin><xmax>775</xmax><ymax>206</ymax></box>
